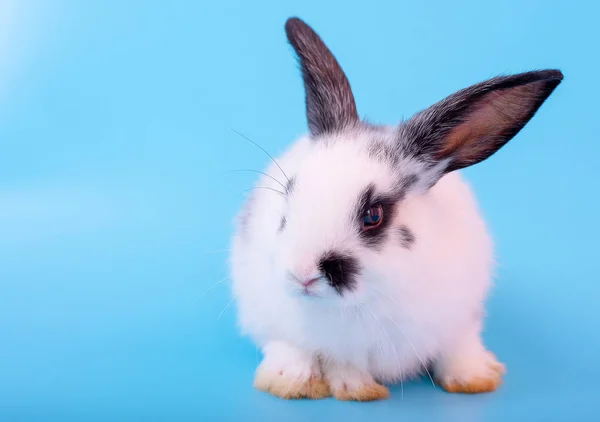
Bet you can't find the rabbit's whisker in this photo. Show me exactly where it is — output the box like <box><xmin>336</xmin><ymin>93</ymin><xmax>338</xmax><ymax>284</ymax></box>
<box><xmin>203</xmin><ymin>276</ymin><xmax>229</xmax><ymax>295</ymax></box>
<box><xmin>370</xmin><ymin>286</ymin><xmax>435</xmax><ymax>387</ymax></box>
<box><xmin>363</xmin><ymin>301</ymin><xmax>404</xmax><ymax>400</ymax></box>
<box><xmin>244</xmin><ymin>186</ymin><xmax>285</xmax><ymax>197</ymax></box>
<box><xmin>226</xmin><ymin>169</ymin><xmax>287</xmax><ymax>190</ymax></box>
<box><xmin>230</xmin><ymin>128</ymin><xmax>291</xmax><ymax>184</ymax></box>
<box><xmin>218</xmin><ymin>295</ymin><xmax>237</xmax><ymax>320</ymax></box>
<box><xmin>382</xmin><ymin>312</ymin><xmax>435</xmax><ymax>388</ymax></box>
<box><xmin>203</xmin><ymin>248</ymin><xmax>230</xmax><ymax>255</ymax></box>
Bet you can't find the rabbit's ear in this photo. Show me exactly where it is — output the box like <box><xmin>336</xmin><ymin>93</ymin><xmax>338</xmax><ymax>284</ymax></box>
<box><xmin>402</xmin><ymin>70</ymin><xmax>563</xmax><ymax>174</ymax></box>
<box><xmin>285</xmin><ymin>17</ymin><xmax>359</xmax><ymax>137</ymax></box>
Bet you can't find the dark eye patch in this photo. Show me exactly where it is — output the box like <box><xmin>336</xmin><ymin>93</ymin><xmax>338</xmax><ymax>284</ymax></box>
<box><xmin>355</xmin><ymin>184</ymin><xmax>399</xmax><ymax>249</ymax></box>
<box><xmin>359</xmin><ymin>201</ymin><xmax>397</xmax><ymax>248</ymax></box>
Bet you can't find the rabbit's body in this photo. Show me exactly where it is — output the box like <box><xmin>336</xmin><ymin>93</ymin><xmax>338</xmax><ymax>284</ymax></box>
<box><xmin>228</xmin><ymin>18</ymin><xmax>561</xmax><ymax>401</ymax></box>
<box><xmin>231</xmin><ymin>134</ymin><xmax>492</xmax><ymax>380</ymax></box>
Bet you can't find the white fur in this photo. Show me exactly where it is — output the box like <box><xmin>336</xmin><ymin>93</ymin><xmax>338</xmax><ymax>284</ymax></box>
<box><xmin>229</xmin><ymin>129</ymin><xmax>498</xmax><ymax>393</ymax></box>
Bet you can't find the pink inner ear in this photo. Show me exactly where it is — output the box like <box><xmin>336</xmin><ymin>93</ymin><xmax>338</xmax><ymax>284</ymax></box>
<box><xmin>437</xmin><ymin>82</ymin><xmax>544</xmax><ymax>164</ymax></box>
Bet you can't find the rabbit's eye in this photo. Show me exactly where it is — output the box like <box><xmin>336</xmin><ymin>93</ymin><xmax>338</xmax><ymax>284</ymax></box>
<box><xmin>362</xmin><ymin>204</ymin><xmax>383</xmax><ymax>230</ymax></box>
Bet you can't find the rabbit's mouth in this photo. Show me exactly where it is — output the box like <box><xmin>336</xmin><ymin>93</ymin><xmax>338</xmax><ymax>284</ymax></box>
<box><xmin>287</xmin><ymin>272</ymin><xmax>329</xmax><ymax>299</ymax></box>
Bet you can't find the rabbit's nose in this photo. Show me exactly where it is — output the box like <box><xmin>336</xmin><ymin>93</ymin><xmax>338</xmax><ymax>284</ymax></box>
<box><xmin>298</xmin><ymin>277</ymin><xmax>319</xmax><ymax>288</ymax></box>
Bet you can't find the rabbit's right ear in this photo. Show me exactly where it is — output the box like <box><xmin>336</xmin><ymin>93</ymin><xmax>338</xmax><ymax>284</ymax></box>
<box><xmin>285</xmin><ymin>17</ymin><xmax>359</xmax><ymax>137</ymax></box>
<box><xmin>400</xmin><ymin>70</ymin><xmax>563</xmax><ymax>179</ymax></box>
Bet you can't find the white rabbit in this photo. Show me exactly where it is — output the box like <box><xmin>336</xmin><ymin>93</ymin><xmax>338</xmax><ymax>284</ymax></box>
<box><xmin>229</xmin><ymin>17</ymin><xmax>562</xmax><ymax>401</ymax></box>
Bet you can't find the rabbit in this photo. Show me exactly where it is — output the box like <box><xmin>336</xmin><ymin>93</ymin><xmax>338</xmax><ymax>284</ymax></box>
<box><xmin>228</xmin><ymin>17</ymin><xmax>562</xmax><ymax>401</ymax></box>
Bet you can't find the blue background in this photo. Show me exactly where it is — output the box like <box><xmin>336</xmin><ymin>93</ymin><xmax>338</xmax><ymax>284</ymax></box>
<box><xmin>1</xmin><ymin>0</ymin><xmax>598</xmax><ymax>420</ymax></box>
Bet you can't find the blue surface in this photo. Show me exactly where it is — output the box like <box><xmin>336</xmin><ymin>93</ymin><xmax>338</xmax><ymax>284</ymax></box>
<box><xmin>1</xmin><ymin>1</ymin><xmax>598</xmax><ymax>420</ymax></box>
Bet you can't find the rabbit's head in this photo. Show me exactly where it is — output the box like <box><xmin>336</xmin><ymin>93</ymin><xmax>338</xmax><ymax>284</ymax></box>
<box><xmin>273</xmin><ymin>17</ymin><xmax>562</xmax><ymax>306</ymax></box>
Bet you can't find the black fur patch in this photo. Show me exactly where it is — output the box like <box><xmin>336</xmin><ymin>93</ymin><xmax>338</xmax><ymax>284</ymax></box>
<box><xmin>238</xmin><ymin>193</ymin><xmax>255</xmax><ymax>239</ymax></box>
<box><xmin>278</xmin><ymin>176</ymin><xmax>296</xmax><ymax>233</ymax></box>
<box><xmin>318</xmin><ymin>251</ymin><xmax>361</xmax><ymax>294</ymax></box>
<box><xmin>285</xmin><ymin>176</ymin><xmax>296</xmax><ymax>195</ymax></box>
<box><xmin>398</xmin><ymin>225</ymin><xmax>415</xmax><ymax>249</ymax></box>
<box><xmin>279</xmin><ymin>216</ymin><xmax>287</xmax><ymax>232</ymax></box>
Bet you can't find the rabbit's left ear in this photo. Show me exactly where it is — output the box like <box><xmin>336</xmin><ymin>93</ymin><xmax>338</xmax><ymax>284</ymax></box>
<box><xmin>285</xmin><ymin>17</ymin><xmax>359</xmax><ymax>137</ymax></box>
<box><xmin>401</xmin><ymin>70</ymin><xmax>563</xmax><ymax>175</ymax></box>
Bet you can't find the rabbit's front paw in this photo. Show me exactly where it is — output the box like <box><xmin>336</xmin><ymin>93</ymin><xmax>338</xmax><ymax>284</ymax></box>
<box><xmin>436</xmin><ymin>349</ymin><xmax>505</xmax><ymax>394</ymax></box>
<box><xmin>324</xmin><ymin>361</ymin><xmax>389</xmax><ymax>401</ymax></box>
<box><xmin>253</xmin><ymin>341</ymin><xmax>330</xmax><ymax>399</ymax></box>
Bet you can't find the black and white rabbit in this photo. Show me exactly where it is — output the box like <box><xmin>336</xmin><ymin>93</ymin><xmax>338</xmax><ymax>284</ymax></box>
<box><xmin>229</xmin><ymin>17</ymin><xmax>562</xmax><ymax>401</ymax></box>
